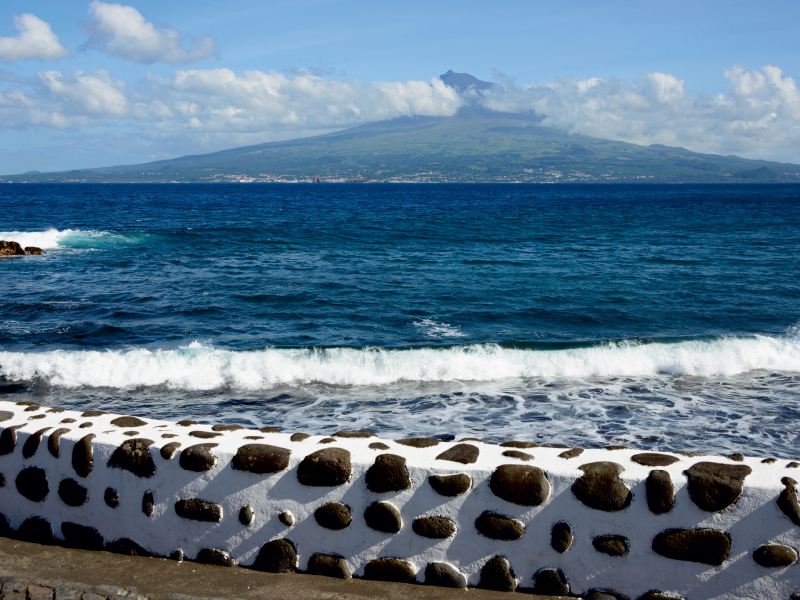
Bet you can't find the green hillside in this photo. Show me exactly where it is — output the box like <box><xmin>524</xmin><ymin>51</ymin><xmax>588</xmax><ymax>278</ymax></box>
<box><xmin>5</xmin><ymin>109</ymin><xmax>800</xmax><ymax>183</ymax></box>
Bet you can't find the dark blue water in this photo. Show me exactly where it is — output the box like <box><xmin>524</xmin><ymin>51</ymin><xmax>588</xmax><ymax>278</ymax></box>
<box><xmin>2</xmin><ymin>184</ymin><xmax>800</xmax><ymax>456</ymax></box>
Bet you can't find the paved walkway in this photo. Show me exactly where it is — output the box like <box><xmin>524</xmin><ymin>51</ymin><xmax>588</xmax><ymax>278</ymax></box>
<box><xmin>0</xmin><ymin>538</ymin><xmax>571</xmax><ymax>600</ymax></box>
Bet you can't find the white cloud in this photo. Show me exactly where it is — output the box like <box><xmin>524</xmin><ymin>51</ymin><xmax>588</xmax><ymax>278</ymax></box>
<box><xmin>0</xmin><ymin>14</ymin><xmax>69</xmax><ymax>63</ymax></box>
<box><xmin>83</xmin><ymin>1</ymin><xmax>218</xmax><ymax>64</ymax></box>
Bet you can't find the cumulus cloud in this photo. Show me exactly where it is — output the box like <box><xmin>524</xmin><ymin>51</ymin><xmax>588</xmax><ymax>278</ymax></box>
<box><xmin>82</xmin><ymin>1</ymin><xmax>218</xmax><ymax>64</ymax></box>
<box><xmin>0</xmin><ymin>14</ymin><xmax>69</xmax><ymax>63</ymax></box>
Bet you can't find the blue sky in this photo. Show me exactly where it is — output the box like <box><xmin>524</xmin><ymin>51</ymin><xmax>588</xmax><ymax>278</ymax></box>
<box><xmin>1</xmin><ymin>0</ymin><xmax>799</xmax><ymax>173</ymax></box>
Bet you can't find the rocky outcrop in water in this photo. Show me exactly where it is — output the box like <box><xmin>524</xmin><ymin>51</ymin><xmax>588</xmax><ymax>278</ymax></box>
<box><xmin>0</xmin><ymin>241</ymin><xmax>43</xmax><ymax>255</ymax></box>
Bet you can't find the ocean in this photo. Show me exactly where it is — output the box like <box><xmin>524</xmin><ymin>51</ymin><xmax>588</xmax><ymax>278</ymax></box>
<box><xmin>2</xmin><ymin>183</ymin><xmax>799</xmax><ymax>457</ymax></box>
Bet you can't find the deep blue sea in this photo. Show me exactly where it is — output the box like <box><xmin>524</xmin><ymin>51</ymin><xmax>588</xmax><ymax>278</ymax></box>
<box><xmin>2</xmin><ymin>183</ymin><xmax>800</xmax><ymax>456</ymax></box>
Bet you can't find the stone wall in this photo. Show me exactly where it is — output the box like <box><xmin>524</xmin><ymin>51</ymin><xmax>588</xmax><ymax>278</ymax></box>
<box><xmin>1</xmin><ymin>399</ymin><xmax>799</xmax><ymax>600</ymax></box>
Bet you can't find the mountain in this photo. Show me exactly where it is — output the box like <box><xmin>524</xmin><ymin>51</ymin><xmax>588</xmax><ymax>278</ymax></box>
<box><xmin>440</xmin><ymin>70</ymin><xmax>493</xmax><ymax>92</ymax></box>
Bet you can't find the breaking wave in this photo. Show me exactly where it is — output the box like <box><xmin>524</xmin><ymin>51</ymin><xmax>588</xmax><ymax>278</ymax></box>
<box><xmin>0</xmin><ymin>228</ymin><xmax>145</xmax><ymax>250</ymax></box>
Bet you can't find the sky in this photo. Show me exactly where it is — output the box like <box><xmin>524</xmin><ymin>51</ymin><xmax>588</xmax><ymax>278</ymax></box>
<box><xmin>1</xmin><ymin>0</ymin><xmax>800</xmax><ymax>173</ymax></box>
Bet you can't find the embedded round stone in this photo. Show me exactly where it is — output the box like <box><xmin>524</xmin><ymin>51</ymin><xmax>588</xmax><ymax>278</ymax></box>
<box><xmin>104</xmin><ymin>487</ymin><xmax>119</xmax><ymax>508</ymax></box>
<box><xmin>559</xmin><ymin>448</ymin><xmax>584</xmax><ymax>459</ymax></box>
<box><xmin>728</xmin><ymin>453</ymin><xmax>744</xmax><ymax>462</ymax></box>
<box><xmin>475</xmin><ymin>511</ymin><xmax>524</xmax><ymax>540</ymax></box>
<box><xmin>307</xmin><ymin>554</ymin><xmax>352</xmax><ymax>579</ymax></box>
<box><xmin>314</xmin><ymin>502</ymin><xmax>352</xmax><ymax>530</ymax></box>
<box><xmin>47</xmin><ymin>428</ymin><xmax>70</xmax><ymax>458</ymax></box>
<box><xmin>161</xmin><ymin>433</ymin><xmax>178</xmax><ymax>439</ymax></box>
<box><xmin>788</xmin><ymin>462</ymin><xmax>800</xmax><ymax>468</ymax></box>
<box><xmin>106</xmin><ymin>538</ymin><xmax>151</xmax><ymax>556</ymax></box>
<box><xmin>366</xmin><ymin>453</ymin><xmax>411</xmax><ymax>493</ymax></box>
<box><xmin>297</xmin><ymin>448</ymin><xmax>351</xmax><ymax>486</ymax></box>
<box><xmin>334</xmin><ymin>431</ymin><xmax>376</xmax><ymax>438</ymax></box>
<box><xmin>593</xmin><ymin>535</ymin><xmax>629</xmax><ymax>556</ymax></box>
<box><xmin>239</xmin><ymin>505</ymin><xmax>254</xmax><ymax>526</ymax></box>
<box><xmin>244</xmin><ymin>436</ymin><xmax>263</xmax><ymax>440</ymax></box>
<box><xmin>436</xmin><ymin>443</ymin><xmax>479</xmax><ymax>464</ymax></box>
<box><xmin>777</xmin><ymin>477</ymin><xmax>800</xmax><ymax>526</ymax></box>
<box><xmin>363</xmin><ymin>558</ymin><xmax>416</xmax><ymax>583</ymax></box>
<box><xmin>78</xmin><ymin>422</ymin><xmax>93</xmax><ymax>428</ymax></box>
<box><xmin>396</xmin><ymin>437</ymin><xmax>439</xmax><ymax>448</ymax></box>
<box><xmin>232</xmin><ymin>444</ymin><xmax>291</xmax><ymax>474</ymax></box>
<box><xmin>107</xmin><ymin>438</ymin><xmax>156</xmax><ymax>478</ymax></box>
<box><xmin>762</xmin><ymin>458</ymin><xmax>777</xmax><ymax>464</ymax></box>
<box><xmin>71</xmin><ymin>433</ymin><xmax>95</xmax><ymax>478</ymax></box>
<box><xmin>0</xmin><ymin>423</ymin><xmax>26</xmax><ymax>455</ymax></box>
<box><xmin>46</xmin><ymin>408</ymin><xmax>64</xmax><ymax>413</ymax></box>
<box><xmin>260</xmin><ymin>426</ymin><xmax>280</xmax><ymax>433</ymax></box>
<box><xmin>646</xmin><ymin>470</ymin><xmax>675</xmax><ymax>514</ymax></box>
<box><xmin>110</xmin><ymin>416</ymin><xmax>148</xmax><ymax>428</ymax></box>
<box><xmin>279</xmin><ymin>510</ymin><xmax>295</xmax><ymax>526</ymax></box>
<box><xmin>160</xmin><ymin>442</ymin><xmax>181</xmax><ymax>460</ymax></box>
<box><xmin>502</xmin><ymin>450</ymin><xmax>533</xmax><ymax>461</ymax></box>
<box><xmin>290</xmin><ymin>432</ymin><xmax>310</xmax><ymax>442</ymax></box>
<box><xmin>0</xmin><ymin>411</ymin><xmax>13</xmax><ymax>422</ymax></box>
<box><xmin>632</xmin><ymin>453</ymin><xmax>680</xmax><ymax>467</ymax></box>
<box><xmin>171</xmin><ymin>549</ymin><xmax>185</xmax><ymax>562</ymax></box>
<box><xmin>61</xmin><ymin>522</ymin><xmax>104</xmax><ymax>551</ymax></box>
<box><xmin>212</xmin><ymin>424</ymin><xmax>243</xmax><ymax>432</ymax></box>
<box><xmin>369</xmin><ymin>442</ymin><xmax>390</xmax><ymax>450</ymax></box>
<box><xmin>753</xmin><ymin>544</ymin><xmax>798</xmax><ymax>567</ymax></box>
<box><xmin>652</xmin><ymin>529</ymin><xmax>731</xmax><ymax>565</ymax></box>
<box><xmin>17</xmin><ymin>517</ymin><xmax>54</xmax><ymax>544</ymax></box>
<box><xmin>177</xmin><ymin>420</ymin><xmax>198</xmax><ymax>426</ymax></box>
<box><xmin>58</xmin><ymin>478</ymin><xmax>88</xmax><ymax>507</ymax></box>
<box><xmin>179</xmin><ymin>443</ymin><xmax>219</xmax><ymax>472</ymax></box>
<box><xmin>533</xmin><ymin>567</ymin><xmax>569</xmax><ymax>596</ymax></box>
<box><xmin>60</xmin><ymin>418</ymin><xmax>76</xmax><ymax>424</ymax></box>
<box><xmin>551</xmin><ymin>521</ymin><xmax>573</xmax><ymax>553</ymax></box>
<box><xmin>572</xmin><ymin>461</ymin><xmax>631</xmax><ymax>512</ymax></box>
<box><xmin>175</xmin><ymin>499</ymin><xmax>222</xmax><ymax>522</ymax></box>
<box><xmin>425</xmin><ymin>562</ymin><xmax>467</xmax><ymax>588</ymax></box>
<box><xmin>637</xmin><ymin>593</ymin><xmax>686</xmax><ymax>600</ymax></box>
<box><xmin>364</xmin><ymin>501</ymin><xmax>402</xmax><ymax>533</ymax></box>
<box><xmin>412</xmin><ymin>516</ymin><xmax>456</xmax><ymax>539</ymax></box>
<box><xmin>22</xmin><ymin>427</ymin><xmax>51</xmax><ymax>459</ymax></box>
<box><xmin>189</xmin><ymin>431</ymin><xmax>222</xmax><ymax>439</ymax></box>
<box><xmin>684</xmin><ymin>462</ymin><xmax>752</xmax><ymax>512</ymax></box>
<box><xmin>318</xmin><ymin>438</ymin><xmax>336</xmax><ymax>444</ymax></box>
<box><xmin>429</xmin><ymin>473</ymin><xmax>471</xmax><ymax>496</ymax></box>
<box><xmin>16</xmin><ymin>466</ymin><xmax>49</xmax><ymax>502</ymax></box>
<box><xmin>196</xmin><ymin>548</ymin><xmax>236</xmax><ymax>567</ymax></box>
<box><xmin>479</xmin><ymin>556</ymin><xmax>516</xmax><ymax>592</ymax></box>
<box><xmin>81</xmin><ymin>411</ymin><xmax>106</xmax><ymax>417</ymax></box>
<box><xmin>142</xmin><ymin>491</ymin><xmax>154</xmax><ymax>516</ymax></box>
<box><xmin>586</xmin><ymin>590</ymin><xmax>623</xmax><ymax>600</ymax></box>
<box><xmin>123</xmin><ymin>431</ymin><xmax>139</xmax><ymax>436</ymax></box>
<box><xmin>500</xmin><ymin>441</ymin><xmax>538</xmax><ymax>449</ymax></box>
<box><xmin>490</xmin><ymin>464</ymin><xmax>550</xmax><ymax>506</ymax></box>
<box><xmin>252</xmin><ymin>539</ymin><xmax>297</xmax><ymax>573</ymax></box>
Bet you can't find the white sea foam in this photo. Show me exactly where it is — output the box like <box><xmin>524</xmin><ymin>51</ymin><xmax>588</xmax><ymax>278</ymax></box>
<box><xmin>412</xmin><ymin>318</ymin><xmax>466</xmax><ymax>338</ymax></box>
<box><xmin>0</xmin><ymin>228</ymin><xmax>138</xmax><ymax>250</ymax></box>
<box><xmin>1</xmin><ymin>334</ymin><xmax>799</xmax><ymax>391</ymax></box>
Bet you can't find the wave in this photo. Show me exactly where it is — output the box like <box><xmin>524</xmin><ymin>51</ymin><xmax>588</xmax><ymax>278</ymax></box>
<box><xmin>0</xmin><ymin>228</ymin><xmax>144</xmax><ymax>250</ymax></box>
<box><xmin>1</xmin><ymin>334</ymin><xmax>799</xmax><ymax>391</ymax></box>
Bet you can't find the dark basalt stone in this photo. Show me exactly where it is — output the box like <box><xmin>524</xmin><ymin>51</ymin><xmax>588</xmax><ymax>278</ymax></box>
<box><xmin>107</xmin><ymin>438</ymin><xmax>156</xmax><ymax>478</ymax></box>
<box><xmin>291</xmin><ymin>432</ymin><xmax>311</xmax><ymax>442</ymax></box>
<box><xmin>142</xmin><ymin>490</ymin><xmax>154</xmax><ymax>516</ymax></box>
<box><xmin>0</xmin><ymin>423</ymin><xmax>26</xmax><ymax>455</ymax></box>
<box><xmin>728</xmin><ymin>453</ymin><xmax>744</xmax><ymax>462</ymax></box>
<box><xmin>71</xmin><ymin>433</ymin><xmax>95</xmax><ymax>478</ymax></box>
<box><xmin>189</xmin><ymin>430</ymin><xmax>222</xmax><ymax>439</ymax></box>
<box><xmin>559</xmin><ymin>448</ymin><xmax>584</xmax><ymax>459</ymax></box>
<box><xmin>490</xmin><ymin>464</ymin><xmax>550</xmax><ymax>506</ymax></box>
<box><xmin>196</xmin><ymin>548</ymin><xmax>236</xmax><ymax>566</ymax></box>
<box><xmin>171</xmin><ymin>549</ymin><xmax>185</xmax><ymax>561</ymax></box>
<box><xmin>58</xmin><ymin>478</ymin><xmax>88</xmax><ymax>507</ymax></box>
<box><xmin>364</xmin><ymin>501</ymin><xmax>402</xmax><ymax>533</ymax></box>
<box><xmin>110</xmin><ymin>416</ymin><xmax>148</xmax><ymax>428</ymax></box>
<box><xmin>459</xmin><ymin>437</ymin><xmax>481</xmax><ymax>442</ymax></box>
<box><xmin>572</xmin><ymin>461</ymin><xmax>632</xmax><ymax>512</ymax></box>
<box><xmin>123</xmin><ymin>431</ymin><xmax>139</xmax><ymax>436</ymax></box>
<box><xmin>162</xmin><ymin>433</ymin><xmax>178</xmax><ymax>439</ymax></box>
<box><xmin>211</xmin><ymin>424</ymin><xmax>243</xmax><ymax>432</ymax></box>
<box><xmin>0</xmin><ymin>472</ymin><xmax>4</xmax><ymax>487</ymax></box>
<box><xmin>78</xmin><ymin>422</ymin><xmax>93</xmax><ymax>428</ymax></box>
<box><xmin>777</xmin><ymin>477</ymin><xmax>800</xmax><ymax>526</ymax></box>
<box><xmin>365</xmin><ymin>453</ymin><xmax>411</xmax><ymax>493</ymax></box>
<box><xmin>429</xmin><ymin>473</ymin><xmax>472</xmax><ymax>496</ymax></box>
<box><xmin>334</xmin><ymin>430</ymin><xmax>376</xmax><ymax>438</ymax></box>
<box><xmin>47</xmin><ymin>428</ymin><xmax>70</xmax><ymax>458</ymax></box>
<box><xmin>0</xmin><ymin>411</ymin><xmax>13</xmax><ymax>422</ymax></box>
<box><xmin>160</xmin><ymin>441</ymin><xmax>181</xmax><ymax>460</ymax></box>
<box><xmin>307</xmin><ymin>554</ymin><xmax>352</xmax><ymax>579</ymax></box>
<box><xmin>106</xmin><ymin>538</ymin><xmax>151</xmax><ymax>556</ymax></box>
<box><xmin>314</xmin><ymin>502</ymin><xmax>352</xmax><ymax>530</ymax></box>
<box><xmin>279</xmin><ymin>510</ymin><xmax>295</xmax><ymax>526</ymax></box>
<box><xmin>753</xmin><ymin>544</ymin><xmax>798</xmax><ymax>567</ymax></box>
<box><xmin>533</xmin><ymin>567</ymin><xmax>569</xmax><ymax>596</ymax></box>
<box><xmin>369</xmin><ymin>442</ymin><xmax>390</xmax><ymax>450</ymax></box>
<box><xmin>319</xmin><ymin>437</ymin><xmax>336</xmax><ymax>444</ymax></box>
<box><xmin>104</xmin><ymin>487</ymin><xmax>119</xmax><ymax>508</ymax></box>
<box><xmin>788</xmin><ymin>462</ymin><xmax>800</xmax><ymax>468</ymax></box>
<box><xmin>502</xmin><ymin>450</ymin><xmax>533</xmax><ymax>461</ymax></box>
<box><xmin>585</xmin><ymin>590</ymin><xmax>625</xmax><ymax>600</ymax></box>
<box><xmin>177</xmin><ymin>420</ymin><xmax>198</xmax><ymax>426</ymax></box>
<box><xmin>251</xmin><ymin>539</ymin><xmax>297</xmax><ymax>573</ymax></box>
<box><xmin>0</xmin><ymin>512</ymin><xmax>9</xmax><ymax>535</ymax></box>
<box><xmin>232</xmin><ymin>443</ymin><xmax>291</xmax><ymax>474</ymax></box>
<box><xmin>46</xmin><ymin>408</ymin><xmax>64</xmax><ymax>413</ymax></box>
<box><xmin>762</xmin><ymin>458</ymin><xmax>777</xmax><ymax>464</ymax></box>
<box><xmin>605</xmin><ymin>445</ymin><xmax>630</xmax><ymax>451</ymax></box>
<box><xmin>475</xmin><ymin>511</ymin><xmax>524</xmax><ymax>540</ymax></box>
<box><xmin>424</xmin><ymin>562</ymin><xmax>467</xmax><ymax>588</ymax></box>
<box><xmin>61</xmin><ymin>522</ymin><xmax>104</xmax><ymax>551</ymax></box>
<box><xmin>637</xmin><ymin>592</ymin><xmax>685</xmax><ymax>600</ymax></box>
<box><xmin>684</xmin><ymin>462</ymin><xmax>752</xmax><ymax>512</ymax></box>
<box><xmin>81</xmin><ymin>411</ymin><xmax>106</xmax><ymax>417</ymax></box>
<box><xmin>551</xmin><ymin>521</ymin><xmax>573</xmax><ymax>553</ymax></box>
<box><xmin>396</xmin><ymin>437</ymin><xmax>439</xmax><ymax>448</ymax></box>
<box><xmin>479</xmin><ymin>556</ymin><xmax>516</xmax><ymax>592</ymax></box>
<box><xmin>22</xmin><ymin>427</ymin><xmax>52</xmax><ymax>459</ymax></box>
<box><xmin>260</xmin><ymin>426</ymin><xmax>280</xmax><ymax>433</ymax></box>
<box><xmin>244</xmin><ymin>436</ymin><xmax>263</xmax><ymax>440</ymax></box>
<box><xmin>500</xmin><ymin>441</ymin><xmax>539</xmax><ymax>449</ymax></box>
<box><xmin>652</xmin><ymin>528</ymin><xmax>731</xmax><ymax>565</ymax></box>
<box><xmin>297</xmin><ymin>448</ymin><xmax>351</xmax><ymax>486</ymax></box>
<box><xmin>175</xmin><ymin>499</ymin><xmax>222</xmax><ymax>522</ymax></box>
<box><xmin>16</xmin><ymin>401</ymin><xmax>40</xmax><ymax>406</ymax></box>
<box><xmin>24</xmin><ymin>406</ymin><xmax>41</xmax><ymax>412</ymax></box>
<box><xmin>436</xmin><ymin>443</ymin><xmax>479</xmax><ymax>464</ymax></box>
<box><xmin>632</xmin><ymin>453</ymin><xmax>680</xmax><ymax>467</ymax></box>
<box><xmin>646</xmin><ymin>470</ymin><xmax>675</xmax><ymax>514</ymax></box>
<box><xmin>16</xmin><ymin>517</ymin><xmax>54</xmax><ymax>544</ymax></box>
<box><xmin>179</xmin><ymin>443</ymin><xmax>219</xmax><ymax>472</ymax></box>
<box><xmin>28</xmin><ymin>414</ymin><xmax>46</xmax><ymax>420</ymax></box>
<box><xmin>60</xmin><ymin>418</ymin><xmax>76</xmax><ymax>424</ymax></box>
<box><xmin>363</xmin><ymin>558</ymin><xmax>416</xmax><ymax>583</ymax></box>
<box><xmin>239</xmin><ymin>505</ymin><xmax>254</xmax><ymax>526</ymax></box>
<box><xmin>16</xmin><ymin>466</ymin><xmax>49</xmax><ymax>502</ymax></box>
<box><xmin>412</xmin><ymin>516</ymin><xmax>456</xmax><ymax>539</ymax></box>
<box><xmin>593</xmin><ymin>535</ymin><xmax>629</xmax><ymax>556</ymax></box>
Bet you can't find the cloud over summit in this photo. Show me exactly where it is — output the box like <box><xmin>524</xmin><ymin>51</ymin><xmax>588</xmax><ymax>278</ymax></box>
<box><xmin>0</xmin><ymin>14</ymin><xmax>69</xmax><ymax>63</ymax></box>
